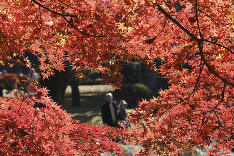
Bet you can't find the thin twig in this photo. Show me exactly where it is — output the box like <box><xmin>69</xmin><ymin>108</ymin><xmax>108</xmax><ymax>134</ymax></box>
<box><xmin>152</xmin><ymin>63</ymin><xmax>203</xmax><ymax>122</ymax></box>
<box><xmin>156</xmin><ymin>4</ymin><xmax>200</xmax><ymax>41</ymax></box>
<box><xmin>198</xmin><ymin>41</ymin><xmax>234</xmax><ymax>87</ymax></box>
<box><xmin>195</xmin><ymin>0</ymin><xmax>203</xmax><ymax>40</ymax></box>
<box><xmin>58</xmin><ymin>0</ymin><xmax>75</xmax><ymax>9</ymax></box>
<box><xmin>202</xmin><ymin>39</ymin><xmax>234</xmax><ymax>55</ymax></box>
<box><xmin>212</xmin><ymin>83</ymin><xmax>226</xmax><ymax>112</ymax></box>
<box><xmin>183</xmin><ymin>63</ymin><xmax>204</xmax><ymax>102</ymax></box>
<box><xmin>198</xmin><ymin>9</ymin><xmax>229</xmax><ymax>27</ymax></box>
<box><xmin>214</xmin><ymin>111</ymin><xmax>234</xmax><ymax>136</ymax></box>
<box><xmin>156</xmin><ymin>4</ymin><xmax>234</xmax><ymax>87</ymax></box>
<box><xmin>32</xmin><ymin>0</ymin><xmax>107</xmax><ymax>38</ymax></box>
<box><xmin>197</xmin><ymin>8</ymin><xmax>234</xmax><ymax>55</ymax></box>
<box><xmin>155</xmin><ymin>18</ymin><xmax>168</xmax><ymax>39</ymax></box>
<box><xmin>32</xmin><ymin>0</ymin><xmax>73</xmax><ymax>17</ymax></box>
<box><xmin>62</xmin><ymin>16</ymin><xmax>107</xmax><ymax>37</ymax></box>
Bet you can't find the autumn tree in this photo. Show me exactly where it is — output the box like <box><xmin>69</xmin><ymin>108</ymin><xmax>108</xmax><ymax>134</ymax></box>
<box><xmin>0</xmin><ymin>0</ymin><xmax>233</xmax><ymax>155</ymax></box>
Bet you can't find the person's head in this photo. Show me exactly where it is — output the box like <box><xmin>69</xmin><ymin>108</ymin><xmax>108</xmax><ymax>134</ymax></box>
<box><xmin>119</xmin><ymin>100</ymin><xmax>128</xmax><ymax>109</ymax></box>
<box><xmin>30</xmin><ymin>68</ymin><xmax>35</xmax><ymax>74</ymax></box>
<box><xmin>106</xmin><ymin>93</ymin><xmax>113</xmax><ymax>103</ymax></box>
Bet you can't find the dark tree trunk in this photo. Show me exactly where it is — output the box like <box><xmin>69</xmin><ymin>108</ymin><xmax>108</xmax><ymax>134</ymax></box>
<box><xmin>0</xmin><ymin>87</ymin><xmax>3</xmax><ymax>97</ymax></box>
<box><xmin>70</xmin><ymin>80</ymin><xmax>80</xmax><ymax>107</ymax></box>
<box><xmin>40</xmin><ymin>65</ymin><xmax>74</xmax><ymax>105</ymax></box>
<box><xmin>25</xmin><ymin>54</ymin><xmax>81</xmax><ymax>106</ymax></box>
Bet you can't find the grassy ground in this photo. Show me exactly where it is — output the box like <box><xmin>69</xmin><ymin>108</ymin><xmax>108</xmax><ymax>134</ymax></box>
<box><xmin>61</xmin><ymin>85</ymin><xmax>133</xmax><ymax>125</ymax></box>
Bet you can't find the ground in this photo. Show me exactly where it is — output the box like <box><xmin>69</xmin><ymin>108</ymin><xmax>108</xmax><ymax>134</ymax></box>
<box><xmin>62</xmin><ymin>85</ymin><xmax>120</xmax><ymax>125</ymax></box>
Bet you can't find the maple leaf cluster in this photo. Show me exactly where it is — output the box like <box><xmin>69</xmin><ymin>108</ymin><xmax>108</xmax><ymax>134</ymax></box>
<box><xmin>0</xmin><ymin>87</ymin><xmax>123</xmax><ymax>155</ymax></box>
<box><xmin>0</xmin><ymin>0</ymin><xmax>233</xmax><ymax>155</ymax></box>
<box><xmin>119</xmin><ymin>0</ymin><xmax>234</xmax><ymax>155</ymax></box>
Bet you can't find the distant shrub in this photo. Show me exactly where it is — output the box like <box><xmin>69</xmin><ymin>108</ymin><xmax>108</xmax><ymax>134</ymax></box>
<box><xmin>79</xmin><ymin>70</ymin><xmax>103</xmax><ymax>85</ymax></box>
<box><xmin>120</xmin><ymin>62</ymin><xmax>139</xmax><ymax>84</ymax></box>
<box><xmin>87</xmin><ymin>70</ymin><xmax>102</xmax><ymax>80</ymax></box>
<box><xmin>80</xmin><ymin>78</ymin><xmax>103</xmax><ymax>85</ymax></box>
<box><xmin>113</xmin><ymin>83</ymin><xmax>152</xmax><ymax>107</ymax></box>
<box><xmin>93</xmin><ymin>78</ymin><xmax>103</xmax><ymax>85</ymax></box>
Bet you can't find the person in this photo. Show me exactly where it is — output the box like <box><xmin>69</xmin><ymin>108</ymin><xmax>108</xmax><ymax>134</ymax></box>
<box><xmin>27</xmin><ymin>68</ymin><xmax>38</xmax><ymax>85</ymax></box>
<box><xmin>117</xmin><ymin>100</ymin><xmax>130</xmax><ymax>128</ymax></box>
<box><xmin>101</xmin><ymin>93</ymin><xmax>118</xmax><ymax>127</ymax></box>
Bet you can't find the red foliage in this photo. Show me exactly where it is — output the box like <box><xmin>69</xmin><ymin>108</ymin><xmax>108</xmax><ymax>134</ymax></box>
<box><xmin>0</xmin><ymin>89</ymin><xmax>123</xmax><ymax>155</ymax></box>
<box><xmin>0</xmin><ymin>0</ymin><xmax>233</xmax><ymax>155</ymax></box>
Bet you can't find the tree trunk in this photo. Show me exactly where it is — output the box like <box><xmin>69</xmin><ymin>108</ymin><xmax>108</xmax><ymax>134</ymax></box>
<box><xmin>40</xmin><ymin>65</ymin><xmax>74</xmax><ymax>105</ymax></box>
<box><xmin>138</xmin><ymin>63</ymin><xmax>141</xmax><ymax>83</ymax></box>
<box><xmin>70</xmin><ymin>80</ymin><xmax>80</xmax><ymax>107</ymax></box>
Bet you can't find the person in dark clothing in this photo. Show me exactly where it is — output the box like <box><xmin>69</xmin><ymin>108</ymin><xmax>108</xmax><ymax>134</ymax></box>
<box><xmin>117</xmin><ymin>100</ymin><xmax>130</xmax><ymax>128</ymax></box>
<box><xmin>101</xmin><ymin>93</ymin><xmax>118</xmax><ymax>127</ymax></box>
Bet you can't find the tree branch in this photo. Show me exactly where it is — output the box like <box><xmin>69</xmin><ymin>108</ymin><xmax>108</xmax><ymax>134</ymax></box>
<box><xmin>195</xmin><ymin>0</ymin><xmax>203</xmax><ymax>40</ymax></box>
<box><xmin>212</xmin><ymin>83</ymin><xmax>226</xmax><ymax>112</ymax></box>
<box><xmin>1</xmin><ymin>30</ymin><xmax>60</xmax><ymax>151</ymax></box>
<box><xmin>198</xmin><ymin>41</ymin><xmax>234</xmax><ymax>87</ymax></box>
<box><xmin>32</xmin><ymin>0</ymin><xmax>73</xmax><ymax>17</ymax></box>
<box><xmin>214</xmin><ymin>111</ymin><xmax>234</xmax><ymax>137</ymax></box>
<box><xmin>0</xmin><ymin>30</ymin><xmax>38</xmax><ymax>99</ymax></box>
<box><xmin>156</xmin><ymin>3</ymin><xmax>234</xmax><ymax>87</ymax></box>
<box><xmin>156</xmin><ymin>4</ymin><xmax>200</xmax><ymax>41</ymax></box>
<box><xmin>184</xmin><ymin>63</ymin><xmax>204</xmax><ymax>102</ymax></box>
<box><xmin>198</xmin><ymin>9</ymin><xmax>229</xmax><ymax>28</ymax></box>
<box><xmin>155</xmin><ymin>18</ymin><xmax>168</xmax><ymax>39</ymax></box>
<box><xmin>62</xmin><ymin>16</ymin><xmax>107</xmax><ymax>38</ymax></box>
<box><xmin>196</xmin><ymin>8</ymin><xmax>234</xmax><ymax>55</ymax></box>
<box><xmin>202</xmin><ymin>39</ymin><xmax>234</xmax><ymax>55</ymax></box>
<box><xmin>58</xmin><ymin>0</ymin><xmax>75</xmax><ymax>9</ymax></box>
<box><xmin>32</xmin><ymin>0</ymin><xmax>107</xmax><ymax>38</ymax></box>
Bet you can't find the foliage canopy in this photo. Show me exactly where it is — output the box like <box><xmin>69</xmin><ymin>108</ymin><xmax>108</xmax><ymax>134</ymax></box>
<box><xmin>0</xmin><ymin>0</ymin><xmax>233</xmax><ymax>155</ymax></box>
